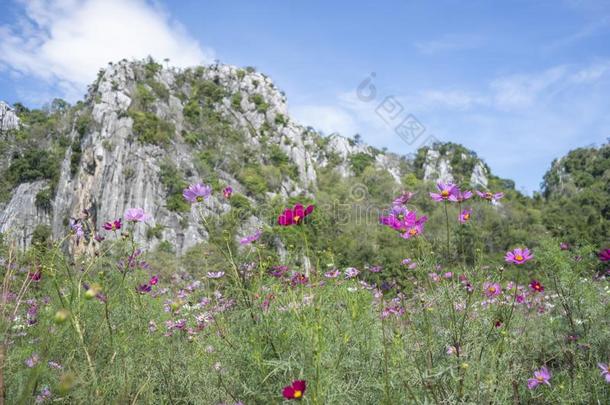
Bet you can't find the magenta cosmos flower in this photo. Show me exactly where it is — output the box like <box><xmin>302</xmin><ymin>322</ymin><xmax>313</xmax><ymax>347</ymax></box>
<box><xmin>393</xmin><ymin>191</ymin><xmax>415</xmax><ymax>206</ymax></box>
<box><xmin>223</xmin><ymin>186</ymin><xmax>233</xmax><ymax>199</ymax></box>
<box><xmin>505</xmin><ymin>248</ymin><xmax>534</xmax><ymax>265</ymax></box>
<box><xmin>456</xmin><ymin>190</ymin><xmax>473</xmax><ymax>202</ymax></box>
<box><xmin>527</xmin><ymin>366</ymin><xmax>552</xmax><ymax>389</ymax></box>
<box><xmin>598</xmin><ymin>363</ymin><xmax>610</xmax><ymax>383</ymax></box>
<box><xmin>278</xmin><ymin>204</ymin><xmax>314</xmax><ymax>226</ymax></box>
<box><xmin>476</xmin><ymin>190</ymin><xmax>504</xmax><ymax>202</ymax></box>
<box><xmin>429</xmin><ymin>182</ymin><xmax>459</xmax><ymax>202</ymax></box>
<box><xmin>380</xmin><ymin>206</ymin><xmax>428</xmax><ymax>238</ymax></box>
<box><xmin>240</xmin><ymin>230</ymin><xmax>262</xmax><ymax>245</ymax></box>
<box><xmin>183</xmin><ymin>183</ymin><xmax>212</xmax><ymax>203</ymax></box>
<box><xmin>529</xmin><ymin>279</ymin><xmax>544</xmax><ymax>293</ymax></box>
<box><xmin>459</xmin><ymin>209</ymin><xmax>472</xmax><ymax>224</ymax></box>
<box><xmin>598</xmin><ymin>248</ymin><xmax>610</xmax><ymax>262</ymax></box>
<box><xmin>103</xmin><ymin>219</ymin><xmax>122</xmax><ymax>231</ymax></box>
<box><xmin>282</xmin><ymin>380</ymin><xmax>306</xmax><ymax>400</ymax></box>
<box><xmin>483</xmin><ymin>282</ymin><xmax>502</xmax><ymax>298</ymax></box>
<box><xmin>124</xmin><ymin>208</ymin><xmax>151</xmax><ymax>222</ymax></box>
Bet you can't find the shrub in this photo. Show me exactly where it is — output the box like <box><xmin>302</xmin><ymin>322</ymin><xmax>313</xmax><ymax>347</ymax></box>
<box><xmin>231</xmin><ymin>93</ymin><xmax>243</xmax><ymax>111</ymax></box>
<box><xmin>249</xmin><ymin>94</ymin><xmax>269</xmax><ymax>114</ymax></box>
<box><xmin>35</xmin><ymin>187</ymin><xmax>53</xmax><ymax>212</ymax></box>
<box><xmin>129</xmin><ymin>111</ymin><xmax>175</xmax><ymax>146</ymax></box>
<box><xmin>349</xmin><ymin>152</ymin><xmax>375</xmax><ymax>176</ymax></box>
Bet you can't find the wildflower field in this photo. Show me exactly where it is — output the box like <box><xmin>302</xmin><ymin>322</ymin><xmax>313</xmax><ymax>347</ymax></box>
<box><xmin>2</xmin><ymin>182</ymin><xmax>609</xmax><ymax>404</ymax></box>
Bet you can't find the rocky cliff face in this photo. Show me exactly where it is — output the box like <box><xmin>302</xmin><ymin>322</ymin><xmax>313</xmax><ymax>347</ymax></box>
<box><xmin>0</xmin><ymin>59</ymin><xmax>494</xmax><ymax>252</ymax></box>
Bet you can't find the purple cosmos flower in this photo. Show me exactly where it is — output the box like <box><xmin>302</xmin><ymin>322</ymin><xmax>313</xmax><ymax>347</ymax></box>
<box><xmin>136</xmin><ymin>284</ymin><xmax>152</xmax><ymax>294</ymax></box>
<box><xmin>25</xmin><ymin>353</ymin><xmax>40</xmax><ymax>368</ymax></box>
<box><xmin>290</xmin><ymin>272</ymin><xmax>308</xmax><ymax>286</ymax></box>
<box><xmin>29</xmin><ymin>270</ymin><xmax>42</xmax><ymax>282</ymax></box>
<box><xmin>270</xmin><ymin>265</ymin><xmax>288</xmax><ymax>277</ymax></box>
<box><xmin>124</xmin><ymin>208</ymin><xmax>151</xmax><ymax>222</ymax></box>
<box><xmin>505</xmin><ymin>248</ymin><xmax>534</xmax><ymax>265</ymax></box>
<box><xmin>240</xmin><ymin>230</ymin><xmax>262</xmax><ymax>245</ymax></box>
<box><xmin>476</xmin><ymin>190</ymin><xmax>504</xmax><ymax>202</ymax></box>
<box><xmin>69</xmin><ymin>218</ymin><xmax>84</xmax><ymax>240</ymax></box>
<box><xmin>149</xmin><ymin>275</ymin><xmax>159</xmax><ymax>285</ymax></box>
<box><xmin>207</xmin><ymin>271</ymin><xmax>225</xmax><ymax>279</ymax></box>
<box><xmin>324</xmin><ymin>269</ymin><xmax>340</xmax><ymax>278</ymax></box>
<box><xmin>35</xmin><ymin>387</ymin><xmax>51</xmax><ymax>404</ymax></box>
<box><xmin>223</xmin><ymin>186</ymin><xmax>233</xmax><ymax>199</ymax></box>
<box><xmin>527</xmin><ymin>366</ymin><xmax>552</xmax><ymax>389</ymax></box>
<box><xmin>103</xmin><ymin>219</ymin><xmax>122</xmax><ymax>231</ymax></box>
<box><xmin>182</xmin><ymin>183</ymin><xmax>212</xmax><ymax>203</ymax></box>
<box><xmin>559</xmin><ymin>242</ymin><xmax>570</xmax><ymax>250</ymax></box>
<box><xmin>369</xmin><ymin>265</ymin><xmax>382</xmax><ymax>273</ymax></box>
<box><xmin>598</xmin><ymin>363</ymin><xmax>610</xmax><ymax>383</ymax></box>
<box><xmin>598</xmin><ymin>248</ymin><xmax>610</xmax><ymax>262</ymax></box>
<box><xmin>483</xmin><ymin>282</ymin><xmax>502</xmax><ymax>298</ymax></box>
<box><xmin>393</xmin><ymin>191</ymin><xmax>415</xmax><ymax>206</ymax></box>
<box><xmin>429</xmin><ymin>182</ymin><xmax>459</xmax><ymax>202</ymax></box>
<box><xmin>401</xmin><ymin>223</ymin><xmax>425</xmax><ymax>239</ymax></box>
<box><xmin>344</xmin><ymin>267</ymin><xmax>360</xmax><ymax>279</ymax></box>
<box><xmin>456</xmin><ymin>190</ymin><xmax>473</xmax><ymax>202</ymax></box>
<box><xmin>459</xmin><ymin>209</ymin><xmax>472</xmax><ymax>224</ymax></box>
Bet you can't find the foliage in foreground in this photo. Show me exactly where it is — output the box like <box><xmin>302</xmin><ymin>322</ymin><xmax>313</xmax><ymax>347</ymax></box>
<box><xmin>1</xmin><ymin>187</ymin><xmax>609</xmax><ymax>404</ymax></box>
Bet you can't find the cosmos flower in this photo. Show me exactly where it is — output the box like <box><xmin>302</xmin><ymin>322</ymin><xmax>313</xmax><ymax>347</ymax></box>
<box><xmin>136</xmin><ymin>284</ymin><xmax>152</xmax><ymax>294</ymax></box>
<box><xmin>483</xmin><ymin>282</ymin><xmax>502</xmax><ymax>298</ymax></box>
<box><xmin>598</xmin><ymin>363</ymin><xmax>610</xmax><ymax>383</ymax></box>
<box><xmin>149</xmin><ymin>275</ymin><xmax>159</xmax><ymax>286</ymax></box>
<box><xmin>240</xmin><ymin>230</ymin><xmax>262</xmax><ymax>245</ymax></box>
<box><xmin>29</xmin><ymin>270</ymin><xmax>42</xmax><ymax>282</ymax></box>
<box><xmin>527</xmin><ymin>366</ymin><xmax>552</xmax><ymax>389</ymax></box>
<box><xmin>598</xmin><ymin>248</ymin><xmax>610</xmax><ymax>262</ymax></box>
<box><xmin>393</xmin><ymin>191</ymin><xmax>415</xmax><ymax>206</ymax></box>
<box><xmin>124</xmin><ymin>208</ymin><xmax>151</xmax><ymax>222</ymax></box>
<box><xmin>270</xmin><ymin>266</ymin><xmax>289</xmax><ymax>277</ymax></box>
<box><xmin>505</xmin><ymin>248</ymin><xmax>534</xmax><ymax>265</ymax></box>
<box><xmin>529</xmin><ymin>280</ymin><xmax>544</xmax><ymax>293</ymax></box>
<box><xmin>429</xmin><ymin>182</ymin><xmax>459</xmax><ymax>202</ymax></box>
<box><xmin>456</xmin><ymin>190</ymin><xmax>473</xmax><ymax>202</ymax></box>
<box><xmin>207</xmin><ymin>271</ymin><xmax>225</xmax><ymax>279</ymax></box>
<box><xmin>182</xmin><ymin>183</ymin><xmax>212</xmax><ymax>203</ymax></box>
<box><xmin>559</xmin><ymin>242</ymin><xmax>570</xmax><ymax>251</ymax></box>
<box><xmin>103</xmin><ymin>219</ymin><xmax>122</xmax><ymax>231</ymax></box>
<box><xmin>476</xmin><ymin>190</ymin><xmax>504</xmax><ymax>202</ymax></box>
<box><xmin>324</xmin><ymin>269</ymin><xmax>340</xmax><ymax>278</ymax></box>
<box><xmin>344</xmin><ymin>267</ymin><xmax>360</xmax><ymax>279</ymax></box>
<box><xmin>278</xmin><ymin>204</ymin><xmax>314</xmax><ymax>226</ymax></box>
<box><xmin>369</xmin><ymin>265</ymin><xmax>382</xmax><ymax>273</ymax></box>
<box><xmin>282</xmin><ymin>380</ymin><xmax>307</xmax><ymax>400</ymax></box>
<box><xmin>290</xmin><ymin>273</ymin><xmax>308</xmax><ymax>286</ymax></box>
<box><xmin>459</xmin><ymin>209</ymin><xmax>472</xmax><ymax>224</ymax></box>
<box><xmin>223</xmin><ymin>186</ymin><xmax>233</xmax><ymax>199</ymax></box>
<box><xmin>25</xmin><ymin>353</ymin><xmax>40</xmax><ymax>368</ymax></box>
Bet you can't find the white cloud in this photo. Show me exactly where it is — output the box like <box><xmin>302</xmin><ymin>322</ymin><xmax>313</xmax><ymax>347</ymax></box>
<box><xmin>0</xmin><ymin>0</ymin><xmax>214</xmax><ymax>101</ymax></box>
<box><xmin>414</xmin><ymin>34</ymin><xmax>483</xmax><ymax>55</ymax></box>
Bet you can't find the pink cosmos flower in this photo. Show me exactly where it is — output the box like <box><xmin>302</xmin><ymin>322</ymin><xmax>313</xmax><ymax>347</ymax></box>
<box><xmin>456</xmin><ymin>190</ymin><xmax>473</xmax><ymax>202</ymax></box>
<box><xmin>505</xmin><ymin>248</ymin><xmax>534</xmax><ymax>265</ymax></box>
<box><xmin>483</xmin><ymin>282</ymin><xmax>502</xmax><ymax>298</ymax></box>
<box><xmin>183</xmin><ymin>183</ymin><xmax>212</xmax><ymax>203</ymax></box>
<box><xmin>240</xmin><ymin>230</ymin><xmax>262</xmax><ymax>245</ymax></box>
<box><xmin>324</xmin><ymin>269</ymin><xmax>340</xmax><ymax>278</ymax></box>
<box><xmin>207</xmin><ymin>271</ymin><xmax>225</xmax><ymax>279</ymax></box>
<box><xmin>124</xmin><ymin>208</ymin><xmax>151</xmax><ymax>222</ymax></box>
<box><xmin>282</xmin><ymin>380</ymin><xmax>306</xmax><ymax>400</ymax></box>
<box><xmin>476</xmin><ymin>190</ymin><xmax>504</xmax><ymax>202</ymax></box>
<box><xmin>149</xmin><ymin>276</ymin><xmax>159</xmax><ymax>285</ymax></box>
<box><xmin>223</xmin><ymin>186</ymin><xmax>233</xmax><ymax>199</ymax></box>
<box><xmin>344</xmin><ymin>267</ymin><xmax>360</xmax><ymax>279</ymax></box>
<box><xmin>598</xmin><ymin>248</ymin><xmax>610</xmax><ymax>262</ymax></box>
<box><xmin>393</xmin><ymin>191</ymin><xmax>415</xmax><ymax>206</ymax></box>
<box><xmin>459</xmin><ymin>209</ymin><xmax>472</xmax><ymax>224</ymax></box>
<box><xmin>369</xmin><ymin>265</ymin><xmax>382</xmax><ymax>273</ymax></box>
<box><xmin>529</xmin><ymin>279</ymin><xmax>544</xmax><ymax>293</ymax></box>
<box><xmin>560</xmin><ymin>242</ymin><xmax>570</xmax><ymax>250</ymax></box>
<box><xmin>598</xmin><ymin>363</ymin><xmax>610</xmax><ymax>383</ymax></box>
<box><xmin>429</xmin><ymin>182</ymin><xmax>459</xmax><ymax>202</ymax></box>
<box><xmin>103</xmin><ymin>219</ymin><xmax>122</xmax><ymax>231</ymax></box>
<box><xmin>527</xmin><ymin>366</ymin><xmax>552</xmax><ymax>389</ymax></box>
<box><xmin>290</xmin><ymin>272</ymin><xmax>308</xmax><ymax>286</ymax></box>
<box><xmin>278</xmin><ymin>204</ymin><xmax>314</xmax><ymax>226</ymax></box>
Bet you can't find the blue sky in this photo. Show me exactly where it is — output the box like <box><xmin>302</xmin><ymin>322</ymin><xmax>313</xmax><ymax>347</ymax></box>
<box><xmin>1</xmin><ymin>0</ymin><xmax>609</xmax><ymax>193</ymax></box>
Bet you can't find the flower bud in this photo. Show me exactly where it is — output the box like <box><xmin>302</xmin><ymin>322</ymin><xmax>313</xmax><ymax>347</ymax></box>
<box><xmin>54</xmin><ymin>308</ymin><xmax>70</xmax><ymax>324</ymax></box>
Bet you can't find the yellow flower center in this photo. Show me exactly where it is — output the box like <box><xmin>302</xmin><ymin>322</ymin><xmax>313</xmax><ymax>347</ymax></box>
<box><xmin>488</xmin><ymin>287</ymin><xmax>496</xmax><ymax>293</ymax></box>
<box><xmin>196</xmin><ymin>196</ymin><xmax>204</xmax><ymax>202</ymax></box>
<box><xmin>515</xmin><ymin>255</ymin><xmax>524</xmax><ymax>261</ymax></box>
<box><xmin>463</xmin><ymin>213</ymin><xmax>470</xmax><ymax>220</ymax></box>
<box><xmin>536</xmin><ymin>375</ymin><xmax>544</xmax><ymax>382</ymax></box>
<box><xmin>409</xmin><ymin>228</ymin><xmax>417</xmax><ymax>236</ymax></box>
<box><xmin>294</xmin><ymin>215</ymin><xmax>301</xmax><ymax>223</ymax></box>
<box><xmin>294</xmin><ymin>390</ymin><xmax>302</xmax><ymax>398</ymax></box>
<box><xmin>441</xmin><ymin>190</ymin><xmax>449</xmax><ymax>197</ymax></box>
<box><xmin>485</xmin><ymin>192</ymin><xmax>492</xmax><ymax>199</ymax></box>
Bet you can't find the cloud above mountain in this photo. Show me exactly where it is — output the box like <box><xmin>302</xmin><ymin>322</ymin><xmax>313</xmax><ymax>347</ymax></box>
<box><xmin>0</xmin><ymin>0</ymin><xmax>214</xmax><ymax>101</ymax></box>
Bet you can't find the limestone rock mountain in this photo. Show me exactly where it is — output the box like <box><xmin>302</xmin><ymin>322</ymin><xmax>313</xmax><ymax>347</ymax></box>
<box><xmin>0</xmin><ymin>59</ymin><xmax>497</xmax><ymax>252</ymax></box>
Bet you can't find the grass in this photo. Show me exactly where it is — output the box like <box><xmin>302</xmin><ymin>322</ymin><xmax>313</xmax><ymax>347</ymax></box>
<box><xmin>1</xmin><ymin>193</ymin><xmax>609</xmax><ymax>404</ymax></box>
